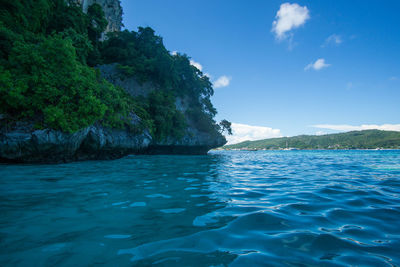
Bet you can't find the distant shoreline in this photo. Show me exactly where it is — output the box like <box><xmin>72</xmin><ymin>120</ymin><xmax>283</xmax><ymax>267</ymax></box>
<box><xmin>222</xmin><ymin>130</ymin><xmax>400</xmax><ymax>151</ymax></box>
<box><xmin>215</xmin><ymin>148</ymin><xmax>400</xmax><ymax>151</ymax></box>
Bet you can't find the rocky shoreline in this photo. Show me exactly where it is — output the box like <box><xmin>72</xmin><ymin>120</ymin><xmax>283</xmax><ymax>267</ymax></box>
<box><xmin>0</xmin><ymin>63</ymin><xmax>227</xmax><ymax>164</ymax></box>
<box><xmin>0</xmin><ymin>122</ymin><xmax>226</xmax><ymax>163</ymax></box>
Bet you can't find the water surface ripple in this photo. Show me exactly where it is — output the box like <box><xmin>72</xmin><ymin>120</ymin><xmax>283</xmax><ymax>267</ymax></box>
<box><xmin>1</xmin><ymin>150</ymin><xmax>400</xmax><ymax>266</ymax></box>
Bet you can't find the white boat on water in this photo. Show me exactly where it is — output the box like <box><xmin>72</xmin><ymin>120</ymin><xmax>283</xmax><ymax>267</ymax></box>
<box><xmin>283</xmin><ymin>141</ymin><xmax>298</xmax><ymax>150</ymax></box>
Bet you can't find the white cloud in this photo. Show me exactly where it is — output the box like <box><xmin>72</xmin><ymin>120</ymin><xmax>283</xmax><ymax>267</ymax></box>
<box><xmin>170</xmin><ymin>51</ymin><xmax>178</xmax><ymax>56</ymax></box>
<box><xmin>305</xmin><ymin>58</ymin><xmax>331</xmax><ymax>71</ymax></box>
<box><xmin>312</xmin><ymin>124</ymin><xmax>400</xmax><ymax>132</ymax></box>
<box><xmin>323</xmin><ymin>34</ymin><xmax>342</xmax><ymax>46</ymax></box>
<box><xmin>213</xmin><ymin>75</ymin><xmax>231</xmax><ymax>88</ymax></box>
<box><xmin>389</xmin><ymin>76</ymin><xmax>398</xmax><ymax>81</ymax></box>
<box><xmin>226</xmin><ymin>123</ymin><xmax>282</xmax><ymax>145</ymax></box>
<box><xmin>315</xmin><ymin>131</ymin><xmax>327</xmax><ymax>136</ymax></box>
<box><xmin>190</xmin><ymin>59</ymin><xmax>203</xmax><ymax>71</ymax></box>
<box><xmin>272</xmin><ymin>3</ymin><xmax>310</xmax><ymax>40</ymax></box>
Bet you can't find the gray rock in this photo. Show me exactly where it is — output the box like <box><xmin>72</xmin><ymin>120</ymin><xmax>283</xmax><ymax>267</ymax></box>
<box><xmin>71</xmin><ymin>0</ymin><xmax>123</xmax><ymax>40</ymax></box>
<box><xmin>97</xmin><ymin>64</ymin><xmax>158</xmax><ymax>97</ymax></box>
<box><xmin>147</xmin><ymin>126</ymin><xmax>226</xmax><ymax>155</ymax></box>
<box><xmin>0</xmin><ymin>120</ymin><xmax>225</xmax><ymax>162</ymax></box>
<box><xmin>0</xmin><ymin>123</ymin><xmax>151</xmax><ymax>163</ymax></box>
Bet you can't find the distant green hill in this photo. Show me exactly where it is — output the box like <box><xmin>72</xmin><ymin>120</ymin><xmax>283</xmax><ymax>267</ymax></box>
<box><xmin>224</xmin><ymin>130</ymin><xmax>400</xmax><ymax>150</ymax></box>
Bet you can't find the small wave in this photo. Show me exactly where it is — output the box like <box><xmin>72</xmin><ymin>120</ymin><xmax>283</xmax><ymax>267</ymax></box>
<box><xmin>130</xmin><ymin>202</ymin><xmax>147</xmax><ymax>207</ymax></box>
<box><xmin>104</xmin><ymin>234</ymin><xmax>131</xmax><ymax>239</ymax></box>
<box><xmin>160</xmin><ymin>208</ymin><xmax>186</xmax><ymax>214</ymax></box>
<box><xmin>146</xmin><ymin>194</ymin><xmax>172</xmax><ymax>199</ymax></box>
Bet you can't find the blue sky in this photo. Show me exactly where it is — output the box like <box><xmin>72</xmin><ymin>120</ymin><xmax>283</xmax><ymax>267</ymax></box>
<box><xmin>120</xmin><ymin>0</ymin><xmax>400</xmax><ymax>144</ymax></box>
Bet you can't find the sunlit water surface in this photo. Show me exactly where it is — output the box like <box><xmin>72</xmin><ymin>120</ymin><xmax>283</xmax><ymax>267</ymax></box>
<box><xmin>1</xmin><ymin>150</ymin><xmax>400</xmax><ymax>266</ymax></box>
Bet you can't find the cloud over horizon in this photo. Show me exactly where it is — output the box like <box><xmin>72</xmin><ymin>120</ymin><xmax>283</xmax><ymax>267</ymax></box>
<box><xmin>305</xmin><ymin>58</ymin><xmax>331</xmax><ymax>71</ymax></box>
<box><xmin>272</xmin><ymin>3</ymin><xmax>310</xmax><ymax>40</ymax></box>
<box><xmin>226</xmin><ymin>123</ymin><xmax>282</xmax><ymax>145</ymax></box>
<box><xmin>313</xmin><ymin>124</ymin><xmax>400</xmax><ymax>132</ymax></box>
<box><xmin>213</xmin><ymin>75</ymin><xmax>231</xmax><ymax>88</ymax></box>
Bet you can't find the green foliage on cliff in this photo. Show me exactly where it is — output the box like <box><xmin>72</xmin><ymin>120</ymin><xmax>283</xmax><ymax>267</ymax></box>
<box><xmin>2</xmin><ymin>35</ymin><xmax>102</xmax><ymax>132</ymax></box>
<box><xmin>0</xmin><ymin>1</ymin><xmax>138</xmax><ymax>133</ymax></box>
<box><xmin>145</xmin><ymin>90</ymin><xmax>186</xmax><ymax>141</ymax></box>
<box><xmin>101</xmin><ymin>27</ymin><xmax>221</xmax><ymax>140</ymax></box>
<box><xmin>0</xmin><ymin>0</ymin><xmax>226</xmax><ymax>140</ymax></box>
<box><xmin>224</xmin><ymin>130</ymin><xmax>400</xmax><ymax>150</ymax></box>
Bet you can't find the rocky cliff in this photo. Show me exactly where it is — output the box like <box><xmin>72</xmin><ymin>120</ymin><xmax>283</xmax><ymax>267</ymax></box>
<box><xmin>73</xmin><ymin>0</ymin><xmax>123</xmax><ymax>37</ymax></box>
<box><xmin>0</xmin><ymin>116</ymin><xmax>152</xmax><ymax>163</ymax></box>
<box><xmin>0</xmin><ymin>63</ymin><xmax>226</xmax><ymax>163</ymax></box>
<box><xmin>0</xmin><ymin>1</ymin><xmax>226</xmax><ymax>163</ymax></box>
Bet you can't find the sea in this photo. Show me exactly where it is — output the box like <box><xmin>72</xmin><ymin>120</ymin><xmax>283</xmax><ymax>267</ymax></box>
<box><xmin>0</xmin><ymin>150</ymin><xmax>399</xmax><ymax>266</ymax></box>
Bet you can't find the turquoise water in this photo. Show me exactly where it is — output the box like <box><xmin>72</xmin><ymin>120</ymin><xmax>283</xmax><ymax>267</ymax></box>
<box><xmin>1</xmin><ymin>150</ymin><xmax>400</xmax><ymax>266</ymax></box>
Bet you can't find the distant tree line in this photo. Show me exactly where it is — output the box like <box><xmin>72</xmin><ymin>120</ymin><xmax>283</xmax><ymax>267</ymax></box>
<box><xmin>225</xmin><ymin>130</ymin><xmax>400</xmax><ymax>150</ymax></box>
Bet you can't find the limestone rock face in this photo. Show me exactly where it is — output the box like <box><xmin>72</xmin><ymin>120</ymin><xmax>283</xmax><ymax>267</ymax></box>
<box><xmin>0</xmin><ymin>121</ymin><xmax>151</xmax><ymax>163</ymax></box>
<box><xmin>73</xmin><ymin>0</ymin><xmax>123</xmax><ymax>36</ymax></box>
<box><xmin>145</xmin><ymin>127</ymin><xmax>227</xmax><ymax>155</ymax></box>
<box><xmin>97</xmin><ymin>64</ymin><xmax>157</xmax><ymax>98</ymax></box>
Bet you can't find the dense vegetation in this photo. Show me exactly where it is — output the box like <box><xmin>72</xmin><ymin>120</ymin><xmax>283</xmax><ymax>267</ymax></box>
<box><xmin>224</xmin><ymin>130</ymin><xmax>400</xmax><ymax>150</ymax></box>
<box><xmin>100</xmin><ymin>27</ymin><xmax>222</xmax><ymax>139</ymax></box>
<box><xmin>0</xmin><ymin>0</ymin><xmax>227</xmax><ymax>141</ymax></box>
